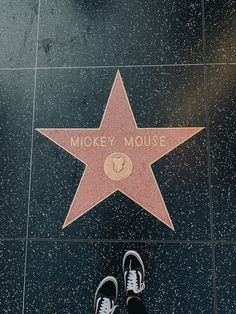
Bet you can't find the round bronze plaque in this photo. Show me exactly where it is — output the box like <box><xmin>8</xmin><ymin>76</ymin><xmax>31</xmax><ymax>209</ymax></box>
<box><xmin>104</xmin><ymin>152</ymin><xmax>133</xmax><ymax>181</ymax></box>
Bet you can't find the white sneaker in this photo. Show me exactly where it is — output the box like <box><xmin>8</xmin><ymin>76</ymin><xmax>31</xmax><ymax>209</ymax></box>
<box><xmin>94</xmin><ymin>276</ymin><xmax>118</xmax><ymax>314</ymax></box>
<box><xmin>122</xmin><ymin>250</ymin><xmax>145</xmax><ymax>297</ymax></box>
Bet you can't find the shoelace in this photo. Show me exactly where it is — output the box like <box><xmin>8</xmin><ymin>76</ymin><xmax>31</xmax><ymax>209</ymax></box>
<box><xmin>126</xmin><ymin>270</ymin><xmax>145</xmax><ymax>294</ymax></box>
<box><xmin>98</xmin><ymin>297</ymin><xmax>118</xmax><ymax>314</ymax></box>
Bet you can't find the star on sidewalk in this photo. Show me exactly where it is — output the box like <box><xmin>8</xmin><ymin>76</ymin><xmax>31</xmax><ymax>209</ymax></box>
<box><xmin>36</xmin><ymin>71</ymin><xmax>204</xmax><ymax>230</ymax></box>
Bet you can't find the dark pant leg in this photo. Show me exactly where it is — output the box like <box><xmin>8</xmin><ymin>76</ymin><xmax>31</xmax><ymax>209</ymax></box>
<box><xmin>126</xmin><ymin>297</ymin><xmax>148</xmax><ymax>314</ymax></box>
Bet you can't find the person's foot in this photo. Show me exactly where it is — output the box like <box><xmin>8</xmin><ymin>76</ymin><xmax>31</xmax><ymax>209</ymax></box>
<box><xmin>122</xmin><ymin>250</ymin><xmax>145</xmax><ymax>298</ymax></box>
<box><xmin>94</xmin><ymin>276</ymin><xmax>118</xmax><ymax>314</ymax></box>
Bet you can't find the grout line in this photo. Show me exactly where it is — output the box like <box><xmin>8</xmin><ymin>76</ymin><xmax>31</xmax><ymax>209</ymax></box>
<box><xmin>0</xmin><ymin>63</ymin><xmax>235</xmax><ymax>72</ymax></box>
<box><xmin>206</xmin><ymin>64</ymin><xmax>218</xmax><ymax>314</ymax></box>
<box><xmin>0</xmin><ymin>64</ymin><xmax>203</xmax><ymax>71</ymax></box>
<box><xmin>202</xmin><ymin>0</ymin><xmax>214</xmax><ymax>246</ymax></box>
<box><xmin>1</xmin><ymin>237</ymin><xmax>236</xmax><ymax>244</ymax></box>
<box><xmin>36</xmin><ymin>64</ymin><xmax>205</xmax><ymax>69</ymax></box>
<box><xmin>0</xmin><ymin>63</ymin><xmax>236</xmax><ymax>72</ymax></box>
<box><xmin>212</xmin><ymin>244</ymin><xmax>218</xmax><ymax>313</ymax></box>
<box><xmin>201</xmin><ymin>1</ymin><xmax>217</xmax><ymax>313</ymax></box>
<box><xmin>206</xmin><ymin>62</ymin><xmax>236</xmax><ymax>65</ymax></box>
<box><xmin>0</xmin><ymin>67</ymin><xmax>35</xmax><ymax>71</ymax></box>
<box><xmin>21</xmin><ymin>1</ymin><xmax>41</xmax><ymax>313</ymax></box>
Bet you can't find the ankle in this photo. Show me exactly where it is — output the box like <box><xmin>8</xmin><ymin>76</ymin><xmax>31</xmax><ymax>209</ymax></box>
<box><xmin>126</xmin><ymin>295</ymin><xmax>141</xmax><ymax>306</ymax></box>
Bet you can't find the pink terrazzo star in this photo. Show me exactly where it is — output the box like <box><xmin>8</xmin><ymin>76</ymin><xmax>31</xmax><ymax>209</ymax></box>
<box><xmin>36</xmin><ymin>71</ymin><xmax>204</xmax><ymax>230</ymax></box>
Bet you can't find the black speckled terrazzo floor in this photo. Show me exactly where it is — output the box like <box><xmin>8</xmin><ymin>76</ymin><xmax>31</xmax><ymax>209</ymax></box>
<box><xmin>1</xmin><ymin>1</ymin><xmax>236</xmax><ymax>313</ymax></box>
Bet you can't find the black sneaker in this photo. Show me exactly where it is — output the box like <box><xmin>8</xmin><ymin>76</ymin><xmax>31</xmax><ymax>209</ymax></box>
<box><xmin>94</xmin><ymin>276</ymin><xmax>118</xmax><ymax>314</ymax></box>
<box><xmin>122</xmin><ymin>250</ymin><xmax>145</xmax><ymax>297</ymax></box>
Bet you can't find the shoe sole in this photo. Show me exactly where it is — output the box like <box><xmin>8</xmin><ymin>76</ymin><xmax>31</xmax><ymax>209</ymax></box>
<box><xmin>94</xmin><ymin>276</ymin><xmax>118</xmax><ymax>310</ymax></box>
<box><xmin>122</xmin><ymin>250</ymin><xmax>145</xmax><ymax>277</ymax></box>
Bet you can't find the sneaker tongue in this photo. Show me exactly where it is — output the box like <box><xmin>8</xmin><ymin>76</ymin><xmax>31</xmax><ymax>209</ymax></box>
<box><xmin>129</xmin><ymin>259</ymin><xmax>132</xmax><ymax>270</ymax></box>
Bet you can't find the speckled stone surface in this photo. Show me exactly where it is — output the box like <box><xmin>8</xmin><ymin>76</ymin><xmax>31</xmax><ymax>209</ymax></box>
<box><xmin>0</xmin><ymin>70</ymin><xmax>34</xmax><ymax>237</ymax></box>
<box><xmin>0</xmin><ymin>0</ymin><xmax>39</xmax><ymax>68</ymax></box>
<box><xmin>24</xmin><ymin>241</ymin><xmax>213</xmax><ymax>314</ymax></box>
<box><xmin>208</xmin><ymin>65</ymin><xmax>236</xmax><ymax>240</ymax></box>
<box><xmin>215</xmin><ymin>245</ymin><xmax>236</xmax><ymax>314</ymax></box>
<box><xmin>0</xmin><ymin>1</ymin><xmax>236</xmax><ymax>313</ymax></box>
<box><xmin>38</xmin><ymin>0</ymin><xmax>203</xmax><ymax>66</ymax></box>
<box><xmin>1</xmin><ymin>240</ymin><xmax>25</xmax><ymax>313</ymax></box>
<box><xmin>205</xmin><ymin>0</ymin><xmax>236</xmax><ymax>63</ymax></box>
